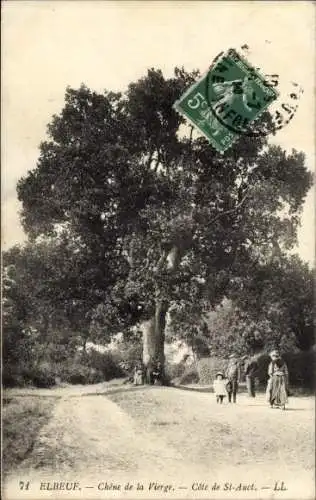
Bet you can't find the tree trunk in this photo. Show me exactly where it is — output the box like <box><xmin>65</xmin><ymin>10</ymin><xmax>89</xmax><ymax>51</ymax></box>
<box><xmin>142</xmin><ymin>299</ymin><xmax>168</xmax><ymax>383</ymax></box>
<box><xmin>141</xmin><ymin>244</ymin><xmax>182</xmax><ymax>384</ymax></box>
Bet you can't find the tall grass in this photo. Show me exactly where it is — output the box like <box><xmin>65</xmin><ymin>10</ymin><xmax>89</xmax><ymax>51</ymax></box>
<box><xmin>3</xmin><ymin>397</ymin><xmax>56</xmax><ymax>474</ymax></box>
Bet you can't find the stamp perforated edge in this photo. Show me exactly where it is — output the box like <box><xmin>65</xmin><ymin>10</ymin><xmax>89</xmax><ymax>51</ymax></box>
<box><xmin>173</xmin><ymin>48</ymin><xmax>281</xmax><ymax>149</ymax></box>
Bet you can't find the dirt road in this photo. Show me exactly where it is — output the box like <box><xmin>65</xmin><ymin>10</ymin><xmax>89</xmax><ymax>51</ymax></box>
<box><xmin>4</xmin><ymin>384</ymin><xmax>315</xmax><ymax>499</ymax></box>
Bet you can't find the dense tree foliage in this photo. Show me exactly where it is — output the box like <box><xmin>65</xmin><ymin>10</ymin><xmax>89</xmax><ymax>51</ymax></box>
<box><xmin>14</xmin><ymin>68</ymin><xmax>313</xmax><ymax>375</ymax></box>
<box><xmin>3</xmin><ymin>241</ymin><xmax>83</xmax><ymax>371</ymax></box>
<box><xmin>228</xmin><ymin>254</ymin><xmax>314</xmax><ymax>352</ymax></box>
<box><xmin>168</xmin><ymin>254</ymin><xmax>314</xmax><ymax>357</ymax></box>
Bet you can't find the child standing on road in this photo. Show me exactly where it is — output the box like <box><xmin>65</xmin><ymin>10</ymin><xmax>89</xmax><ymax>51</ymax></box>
<box><xmin>213</xmin><ymin>372</ymin><xmax>227</xmax><ymax>404</ymax></box>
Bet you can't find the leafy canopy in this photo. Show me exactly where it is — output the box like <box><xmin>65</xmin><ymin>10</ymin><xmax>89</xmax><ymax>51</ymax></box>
<box><xmin>17</xmin><ymin>68</ymin><xmax>312</xmax><ymax>338</ymax></box>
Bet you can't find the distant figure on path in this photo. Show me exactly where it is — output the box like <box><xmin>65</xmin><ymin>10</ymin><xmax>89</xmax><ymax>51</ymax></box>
<box><xmin>213</xmin><ymin>372</ymin><xmax>227</xmax><ymax>404</ymax></box>
<box><xmin>243</xmin><ymin>354</ymin><xmax>259</xmax><ymax>397</ymax></box>
<box><xmin>225</xmin><ymin>354</ymin><xmax>241</xmax><ymax>403</ymax></box>
<box><xmin>266</xmin><ymin>350</ymin><xmax>289</xmax><ymax>409</ymax></box>
<box><xmin>133</xmin><ymin>361</ymin><xmax>144</xmax><ymax>386</ymax></box>
<box><xmin>152</xmin><ymin>361</ymin><xmax>163</xmax><ymax>385</ymax></box>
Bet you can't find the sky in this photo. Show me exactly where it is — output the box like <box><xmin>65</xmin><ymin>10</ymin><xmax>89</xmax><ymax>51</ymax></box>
<box><xmin>2</xmin><ymin>1</ymin><xmax>315</xmax><ymax>263</ymax></box>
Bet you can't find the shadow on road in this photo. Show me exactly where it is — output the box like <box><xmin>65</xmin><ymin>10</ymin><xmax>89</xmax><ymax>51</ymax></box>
<box><xmin>171</xmin><ymin>384</ymin><xmax>213</xmax><ymax>394</ymax></box>
<box><xmin>171</xmin><ymin>383</ymin><xmax>252</xmax><ymax>394</ymax></box>
<box><xmin>79</xmin><ymin>383</ymin><xmax>215</xmax><ymax>398</ymax></box>
<box><xmin>79</xmin><ymin>385</ymin><xmax>154</xmax><ymax>398</ymax></box>
<box><xmin>282</xmin><ymin>408</ymin><xmax>310</xmax><ymax>412</ymax></box>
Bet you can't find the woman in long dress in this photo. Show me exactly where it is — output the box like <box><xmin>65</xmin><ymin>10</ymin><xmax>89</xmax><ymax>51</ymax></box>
<box><xmin>266</xmin><ymin>350</ymin><xmax>289</xmax><ymax>409</ymax></box>
<box><xmin>134</xmin><ymin>362</ymin><xmax>144</xmax><ymax>386</ymax></box>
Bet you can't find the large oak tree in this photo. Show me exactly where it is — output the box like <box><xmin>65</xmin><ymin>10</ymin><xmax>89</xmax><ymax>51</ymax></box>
<box><xmin>17</xmin><ymin>68</ymin><xmax>312</xmax><ymax>378</ymax></box>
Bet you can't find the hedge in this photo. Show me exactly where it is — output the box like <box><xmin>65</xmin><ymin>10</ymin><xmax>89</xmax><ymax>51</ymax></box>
<box><xmin>2</xmin><ymin>349</ymin><xmax>125</xmax><ymax>387</ymax></box>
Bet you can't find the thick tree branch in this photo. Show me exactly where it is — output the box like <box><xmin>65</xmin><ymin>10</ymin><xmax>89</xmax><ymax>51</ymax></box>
<box><xmin>153</xmin><ymin>149</ymin><xmax>162</xmax><ymax>172</ymax></box>
<box><xmin>155</xmin><ymin>249</ymin><xmax>168</xmax><ymax>271</ymax></box>
<box><xmin>166</xmin><ymin>245</ymin><xmax>181</xmax><ymax>270</ymax></box>
<box><xmin>189</xmin><ymin>125</ymin><xmax>194</xmax><ymax>146</ymax></box>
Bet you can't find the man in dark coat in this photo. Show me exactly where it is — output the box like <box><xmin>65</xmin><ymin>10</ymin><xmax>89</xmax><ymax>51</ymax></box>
<box><xmin>152</xmin><ymin>361</ymin><xmax>163</xmax><ymax>385</ymax></box>
<box><xmin>225</xmin><ymin>354</ymin><xmax>241</xmax><ymax>403</ymax></box>
<box><xmin>243</xmin><ymin>354</ymin><xmax>259</xmax><ymax>397</ymax></box>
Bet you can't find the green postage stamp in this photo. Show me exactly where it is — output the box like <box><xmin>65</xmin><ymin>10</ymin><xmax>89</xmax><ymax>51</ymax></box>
<box><xmin>173</xmin><ymin>48</ymin><xmax>279</xmax><ymax>152</ymax></box>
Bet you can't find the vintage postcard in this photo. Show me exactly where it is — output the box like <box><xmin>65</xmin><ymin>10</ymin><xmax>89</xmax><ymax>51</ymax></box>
<box><xmin>2</xmin><ymin>2</ymin><xmax>315</xmax><ymax>500</ymax></box>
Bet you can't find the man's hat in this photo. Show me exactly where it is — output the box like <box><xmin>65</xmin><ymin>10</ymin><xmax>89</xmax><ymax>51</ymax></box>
<box><xmin>269</xmin><ymin>350</ymin><xmax>280</xmax><ymax>358</ymax></box>
<box><xmin>215</xmin><ymin>371</ymin><xmax>224</xmax><ymax>377</ymax></box>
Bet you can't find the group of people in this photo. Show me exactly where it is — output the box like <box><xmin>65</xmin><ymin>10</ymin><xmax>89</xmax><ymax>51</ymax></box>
<box><xmin>133</xmin><ymin>350</ymin><xmax>289</xmax><ymax>410</ymax></box>
<box><xmin>133</xmin><ymin>360</ymin><xmax>163</xmax><ymax>386</ymax></box>
<box><xmin>213</xmin><ymin>350</ymin><xmax>289</xmax><ymax>409</ymax></box>
<box><xmin>213</xmin><ymin>353</ymin><xmax>242</xmax><ymax>404</ymax></box>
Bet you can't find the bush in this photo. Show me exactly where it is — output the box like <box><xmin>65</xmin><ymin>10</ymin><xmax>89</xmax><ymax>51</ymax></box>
<box><xmin>32</xmin><ymin>370</ymin><xmax>56</xmax><ymax>388</ymax></box>
<box><xmin>2</xmin><ymin>365</ymin><xmax>27</xmax><ymax>388</ymax></box>
<box><xmin>2</xmin><ymin>363</ymin><xmax>56</xmax><ymax>388</ymax></box>
<box><xmin>65</xmin><ymin>366</ymin><xmax>100</xmax><ymax>384</ymax></box>
<box><xmin>84</xmin><ymin>349</ymin><xmax>124</xmax><ymax>381</ymax></box>
<box><xmin>165</xmin><ymin>360</ymin><xmax>187</xmax><ymax>381</ymax></box>
<box><xmin>3</xmin><ymin>347</ymin><xmax>125</xmax><ymax>387</ymax></box>
<box><xmin>54</xmin><ymin>362</ymin><xmax>103</xmax><ymax>385</ymax></box>
<box><xmin>179</xmin><ymin>366</ymin><xmax>199</xmax><ymax>384</ymax></box>
<box><xmin>26</xmin><ymin>362</ymin><xmax>56</xmax><ymax>388</ymax></box>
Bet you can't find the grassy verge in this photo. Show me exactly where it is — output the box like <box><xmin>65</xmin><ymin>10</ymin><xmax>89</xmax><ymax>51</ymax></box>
<box><xmin>2</xmin><ymin>395</ymin><xmax>56</xmax><ymax>474</ymax></box>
